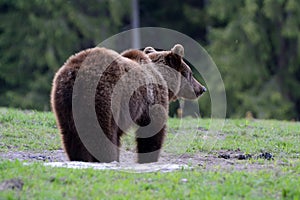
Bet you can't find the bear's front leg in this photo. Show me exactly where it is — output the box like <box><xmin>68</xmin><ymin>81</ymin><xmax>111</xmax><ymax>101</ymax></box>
<box><xmin>136</xmin><ymin>125</ymin><xmax>166</xmax><ymax>163</ymax></box>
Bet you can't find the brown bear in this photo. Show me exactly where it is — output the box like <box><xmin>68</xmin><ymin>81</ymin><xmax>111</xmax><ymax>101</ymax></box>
<box><xmin>51</xmin><ymin>44</ymin><xmax>206</xmax><ymax>163</ymax></box>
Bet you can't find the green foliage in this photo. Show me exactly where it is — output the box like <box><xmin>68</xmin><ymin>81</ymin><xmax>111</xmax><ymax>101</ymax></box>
<box><xmin>0</xmin><ymin>0</ymin><xmax>300</xmax><ymax>119</ymax></box>
<box><xmin>0</xmin><ymin>0</ymin><xmax>130</xmax><ymax>110</ymax></box>
<box><xmin>0</xmin><ymin>107</ymin><xmax>59</xmax><ymax>151</ymax></box>
<box><xmin>140</xmin><ymin>0</ymin><xmax>207</xmax><ymax>43</ymax></box>
<box><xmin>0</xmin><ymin>160</ymin><xmax>299</xmax><ymax>199</ymax></box>
<box><xmin>207</xmin><ymin>0</ymin><xmax>300</xmax><ymax>119</ymax></box>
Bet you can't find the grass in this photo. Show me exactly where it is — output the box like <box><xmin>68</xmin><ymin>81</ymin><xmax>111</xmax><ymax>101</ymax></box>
<box><xmin>0</xmin><ymin>108</ymin><xmax>60</xmax><ymax>151</ymax></box>
<box><xmin>0</xmin><ymin>160</ymin><xmax>299</xmax><ymax>200</ymax></box>
<box><xmin>0</xmin><ymin>107</ymin><xmax>300</xmax><ymax>199</ymax></box>
<box><xmin>183</xmin><ymin>119</ymin><xmax>300</xmax><ymax>158</ymax></box>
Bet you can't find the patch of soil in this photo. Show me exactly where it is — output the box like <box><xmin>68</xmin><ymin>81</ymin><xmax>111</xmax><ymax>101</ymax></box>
<box><xmin>0</xmin><ymin>150</ymin><xmax>67</xmax><ymax>162</ymax></box>
<box><xmin>257</xmin><ymin>152</ymin><xmax>274</xmax><ymax>160</ymax></box>
<box><xmin>0</xmin><ymin>149</ymin><xmax>280</xmax><ymax>172</ymax></box>
<box><xmin>0</xmin><ymin>178</ymin><xmax>23</xmax><ymax>191</ymax></box>
<box><xmin>160</xmin><ymin>151</ymin><xmax>277</xmax><ymax>171</ymax></box>
<box><xmin>217</xmin><ymin>149</ymin><xmax>253</xmax><ymax>160</ymax></box>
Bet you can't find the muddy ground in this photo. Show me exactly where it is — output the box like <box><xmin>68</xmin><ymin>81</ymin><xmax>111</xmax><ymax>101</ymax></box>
<box><xmin>0</xmin><ymin>149</ymin><xmax>287</xmax><ymax>172</ymax></box>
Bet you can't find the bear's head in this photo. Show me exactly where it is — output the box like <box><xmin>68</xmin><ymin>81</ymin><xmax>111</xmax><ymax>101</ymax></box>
<box><xmin>143</xmin><ymin>44</ymin><xmax>206</xmax><ymax>101</ymax></box>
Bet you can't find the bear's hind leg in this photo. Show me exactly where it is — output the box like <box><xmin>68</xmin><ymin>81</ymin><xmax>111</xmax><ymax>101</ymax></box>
<box><xmin>61</xmin><ymin>131</ymin><xmax>97</xmax><ymax>162</ymax></box>
<box><xmin>84</xmin><ymin>125</ymin><xmax>122</xmax><ymax>163</ymax></box>
<box><xmin>136</xmin><ymin>125</ymin><xmax>166</xmax><ymax>163</ymax></box>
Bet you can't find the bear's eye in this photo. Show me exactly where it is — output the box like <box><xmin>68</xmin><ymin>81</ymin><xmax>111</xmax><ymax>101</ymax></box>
<box><xmin>182</xmin><ymin>71</ymin><xmax>192</xmax><ymax>81</ymax></box>
<box><xmin>182</xmin><ymin>71</ymin><xmax>188</xmax><ymax>78</ymax></box>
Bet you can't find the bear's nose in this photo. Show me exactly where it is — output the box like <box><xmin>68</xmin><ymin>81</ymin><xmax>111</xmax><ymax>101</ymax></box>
<box><xmin>195</xmin><ymin>86</ymin><xmax>207</xmax><ymax>97</ymax></box>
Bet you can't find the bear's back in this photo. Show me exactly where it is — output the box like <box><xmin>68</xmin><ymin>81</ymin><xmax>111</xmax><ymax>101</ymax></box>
<box><xmin>51</xmin><ymin>47</ymin><xmax>159</xmax><ymax>118</ymax></box>
<box><xmin>121</xmin><ymin>49</ymin><xmax>151</xmax><ymax>64</ymax></box>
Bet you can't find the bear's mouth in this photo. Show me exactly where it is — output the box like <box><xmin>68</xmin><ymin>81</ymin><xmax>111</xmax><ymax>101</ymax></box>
<box><xmin>176</xmin><ymin>81</ymin><xmax>206</xmax><ymax>100</ymax></box>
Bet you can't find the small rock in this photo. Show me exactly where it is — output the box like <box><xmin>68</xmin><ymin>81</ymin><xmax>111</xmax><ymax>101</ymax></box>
<box><xmin>218</xmin><ymin>154</ymin><xmax>230</xmax><ymax>159</ymax></box>
<box><xmin>181</xmin><ymin>178</ymin><xmax>188</xmax><ymax>183</ymax></box>
<box><xmin>38</xmin><ymin>156</ymin><xmax>46</xmax><ymax>160</ymax></box>
<box><xmin>258</xmin><ymin>152</ymin><xmax>273</xmax><ymax>160</ymax></box>
<box><xmin>197</xmin><ymin>127</ymin><xmax>208</xmax><ymax>131</ymax></box>
<box><xmin>237</xmin><ymin>154</ymin><xmax>252</xmax><ymax>160</ymax></box>
<box><xmin>0</xmin><ymin>178</ymin><xmax>24</xmax><ymax>191</ymax></box>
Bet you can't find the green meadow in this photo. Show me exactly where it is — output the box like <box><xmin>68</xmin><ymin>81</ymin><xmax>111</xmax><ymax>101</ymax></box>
<box><xmin>0</xmin><ymin>108</ymin><xmax>299</xmax><ymax>199</ymax></box>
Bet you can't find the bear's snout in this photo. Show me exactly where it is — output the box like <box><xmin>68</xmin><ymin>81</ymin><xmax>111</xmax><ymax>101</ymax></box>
<box><xmin>195</xmin><ymin>85</ymin><xmax>206</xmax><ymax>97</ymax></box>
<box><xmin>177</xmin><ymin>76</ymin><xmax>206</xmax><ymax>100</ymax></box>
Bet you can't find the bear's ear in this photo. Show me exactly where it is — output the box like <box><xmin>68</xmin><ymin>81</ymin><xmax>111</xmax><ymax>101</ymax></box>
<box><xmin>171</xmin><ymin>44</ymin><xmax>184</xmax><ymax>57</ymax></box>
<box><xmin>143</xmin><ymin>47</ymin><xmax>156</xmax><ymax>54</ymax></box>
<box><xmin>165</xmin><ymin>52</ymin><xmax>182</xmax><ymax>71</ymax></box>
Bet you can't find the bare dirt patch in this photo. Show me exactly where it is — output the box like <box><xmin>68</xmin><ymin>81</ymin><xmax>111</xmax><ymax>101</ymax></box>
<box><xmin>0</xmin><ymin>150</ymin><xmax>67</xmax><ymax>162</ymax></box>
<box><xmin>0</xmin><ymin>149</ymin><xmax>285</xmax><ymax>172</ymax></box>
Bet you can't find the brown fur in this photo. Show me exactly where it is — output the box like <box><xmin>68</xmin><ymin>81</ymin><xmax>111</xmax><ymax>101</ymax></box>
<box><xmin>121</xmin><ymin>49</ymin><xmax>151</xmax><ymax>64</ymax></box>
<box><xmin>51</xmin><ymin>45</ymin><xmax>206</xmax><ymax>163</ymax></box>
